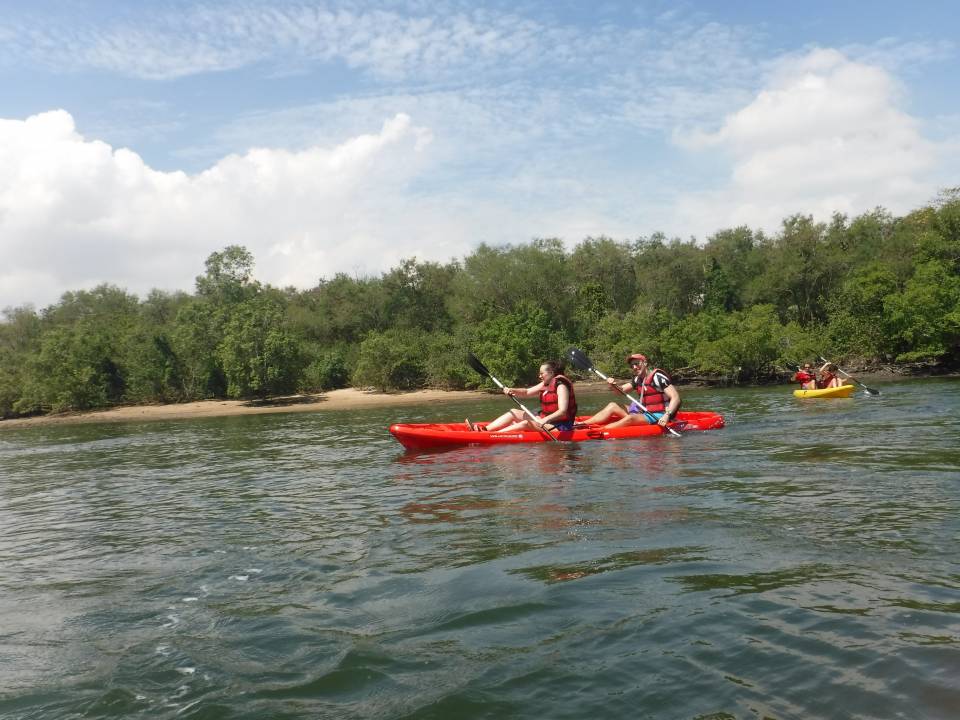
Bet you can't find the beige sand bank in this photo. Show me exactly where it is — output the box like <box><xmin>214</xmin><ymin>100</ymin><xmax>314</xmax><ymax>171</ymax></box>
<box><xmin>0</xmin><ymin>388</ymin><xmax>495</xmax><ymax>429</ymax></box>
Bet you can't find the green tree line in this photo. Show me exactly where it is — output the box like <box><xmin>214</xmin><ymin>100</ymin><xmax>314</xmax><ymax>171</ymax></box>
<box><xmin>2</xmin><ymin>193</ymin><xmax>959</xmax><ymax>418</ymax></box>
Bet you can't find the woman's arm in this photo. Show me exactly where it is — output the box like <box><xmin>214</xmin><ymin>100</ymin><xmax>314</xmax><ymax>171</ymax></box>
<box><xmin>504</xmin><ymin>381</ymin><xmax>544</xmax><ymax>398</ymax></box>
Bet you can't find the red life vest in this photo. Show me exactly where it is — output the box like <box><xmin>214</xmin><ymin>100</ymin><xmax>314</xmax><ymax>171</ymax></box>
<box><xmin>632</xmin><ymin>368</ymin><xmax>670</xmax><ymax>413</ymax></box>
<box><xmin>540</xmin><ymin>374</ymin><xmax>577</xmax><ymax>422</ymax></box>
<box><xmin>817</xmin><ymin>372</ymin><xmax>837</xmax><ymax>389</ymax></box>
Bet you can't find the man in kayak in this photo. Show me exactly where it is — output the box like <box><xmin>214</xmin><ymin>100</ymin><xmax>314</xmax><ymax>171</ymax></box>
<box><xmin>581</xmin><ymin>353</ymin><xmax>680</xmax><ymax>429</ymax></box>
<box><xmin>470</xmin><ymin>360</ymin><xmax>577</xmax><ymax>432</ymax></box>
<box><xmin>792</xmin><ymin>362</ymin><xmax>818</xmax><ymax>390</ymax></box>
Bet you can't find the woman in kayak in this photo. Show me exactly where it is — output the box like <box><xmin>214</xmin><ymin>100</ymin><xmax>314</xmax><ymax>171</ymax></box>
<box><xmin>581</xmin><ymin>353</ymin><xmax>680</xmax><ymax>429</ymax></box>
<box><xmin>792</xmin><ymin>362</ymin><xmax>818</xmax><ymax>390</ymax></box>
<box><xmin>470</xmin><ymin>360</ymin><xmax>577</xmax><ymax>433</ymax></box>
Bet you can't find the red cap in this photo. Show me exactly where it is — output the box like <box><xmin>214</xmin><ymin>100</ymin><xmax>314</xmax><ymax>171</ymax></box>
<box><xmin>626</xmin><ymin>353</ymin><xmax>647</xmax><ymax>364</ymax></box>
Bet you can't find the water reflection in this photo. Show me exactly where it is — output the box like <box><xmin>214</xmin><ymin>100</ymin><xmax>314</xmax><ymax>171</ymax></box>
<box><xmin>510</xmin><ymin>546</ymin><xmax>708</xmax><ymax>584</ymax></box>
<box><xmin>670</xmin><ymin>563</ymin><xmax>856</xmax><ymax>596</ymax></box>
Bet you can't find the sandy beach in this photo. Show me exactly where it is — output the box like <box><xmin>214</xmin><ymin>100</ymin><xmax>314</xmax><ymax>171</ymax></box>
<box><xmin>0</xmin><ymin>388</ymin><xmax>494</xmax><ymax>429</ymax></box>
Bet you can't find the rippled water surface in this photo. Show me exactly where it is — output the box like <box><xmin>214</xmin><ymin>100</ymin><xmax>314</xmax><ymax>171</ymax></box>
<box><xmin>2</xmin><ymin>379</ymin><xmax>959</xmax><ymax>719</ymax></box>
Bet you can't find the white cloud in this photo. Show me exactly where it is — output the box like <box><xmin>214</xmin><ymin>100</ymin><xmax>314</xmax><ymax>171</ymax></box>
<box><xmin>0</xmin><ymin>105</ymin><xmax>646</xmax><ymax>311</ymax></box>
<box><xmin>0</xmin><ymin>109</ymin><xmax>481</xmax><ymax>309</ymax></box>
<box><xmin>673</xmin><ymin>48</ymin><xmax>942</xmax><ymax>238</ymax></box>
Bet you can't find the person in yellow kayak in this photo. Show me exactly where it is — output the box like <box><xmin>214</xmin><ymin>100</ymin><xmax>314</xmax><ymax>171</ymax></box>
<box><xmin>581</xmin><ymin>353</ymin><xmax>680</xmax><ymax>429</ymax></box>
<box><xmin>817</xmin><ymin>362</ymin><xmax>846</xmax><ymax>389</ymax></box>
<box><xmin>468</xmin><ymin>360</ymin><xmax>578</xmax><ymax>433</ymax></box>
<box><xmin>792</xmin><ymin>362</ymin><xmax>818</xmax><ymax>390</ymax></box>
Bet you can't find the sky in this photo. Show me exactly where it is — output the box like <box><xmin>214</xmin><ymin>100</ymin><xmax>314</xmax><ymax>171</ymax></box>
<box><xmin>1</xmin><ymin>0</ymin><xmax>959</xmax><ymax>310</ymax></box>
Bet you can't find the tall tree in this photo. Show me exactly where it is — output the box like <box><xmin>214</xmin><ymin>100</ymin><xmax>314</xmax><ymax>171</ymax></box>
<box><xmin>449</xmin><ymin>239</ymin><xmax>573</xmax><ymax>331</ymax></box>
<box><xmin>195</xmin><ymin>245</ymin><xmax>259</xmax><ymax>305</ymax></box>
<box><xmin>171</xmin><ymin>298</ymin><xmax>226</xmax><ymax>399</ymax></box>
<box><xmin>0</xmin><ymin>306</ymin><xmax>41</xmax><ymax>416</ymax></box>
<box><xmin>297</xmin><ymin>273</ymin><xmax>386</xmax><ymax>344</ymax></box>
<box><xmin>632</xmin><ymin>234</ymin><xmax>705</xmax><ymax>315</ymax></box>
<box><xmin>218</xmin><ymin>292</ymin><xmax>304</xmax><ymax>398</ymax></box>
<box><xmin>883</xmin><ymin>260</ymin><xmax>960</xmax><ymax>361</ymax></box>
<box><xmin>704</xmin><ymin>226</ymin><xmax>761</xmax><ymax>310</ymax></box>
<box><xmin>756</xmin><ymin>215</ymin><xmax>844</xmax><ymax>324</ymax></box>
<box><xmin>381</xmin><ymin>258</ymin><xmax>458</xmax><ymax>332</ymax></box>
<box><xmin>569</xmin><ymin>237</ymin><xmax>637</xmax><ymax>313</ymax></box>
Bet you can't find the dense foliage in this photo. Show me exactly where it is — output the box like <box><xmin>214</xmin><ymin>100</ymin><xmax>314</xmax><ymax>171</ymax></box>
<box><xmin>2</xmin><ymin>194</ymin><xmax>959</xmax><ymax>417</ymax></box>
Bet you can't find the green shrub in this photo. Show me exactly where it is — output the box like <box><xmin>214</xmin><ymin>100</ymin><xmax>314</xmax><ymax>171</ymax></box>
<box><xmin>353</xmin><ymin>329</ymin><xmax>427</xmax><ymax>391</ymax></box>
<box><xmin>300</xmin><ymin>345</ymin><xmax>351</xmax><ymax>392</ymax></box>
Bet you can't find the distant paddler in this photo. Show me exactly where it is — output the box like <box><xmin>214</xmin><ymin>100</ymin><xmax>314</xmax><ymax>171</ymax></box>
<box><xmin>817</xmin><ymin>361</ymin><xmax>848</xmax><ymax>389</ymax></box>
<box><xmin>791</xmin><ymin>362</ymin><xmax>818</xmax><ymax>390</ymax></box>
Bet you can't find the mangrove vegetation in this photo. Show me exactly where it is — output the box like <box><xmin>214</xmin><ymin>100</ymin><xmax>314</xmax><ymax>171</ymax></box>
<box><xmin>2</xmin><ymin>193</ymin><xmax>959</xmax><ymax>418</ymax></box>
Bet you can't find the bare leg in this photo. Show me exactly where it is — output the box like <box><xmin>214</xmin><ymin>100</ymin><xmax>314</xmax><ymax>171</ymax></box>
<box><xmin>604</xmin><ymin>411</ymin><xmax>655</xmax><ymax>429</ymax></box>
<box><xmin>484</xmin><ymin>408</ymin><xmax>525</xmax><ymax>432</ymax></box>
<box><xmin>497</xmin><ymin>418</ymin><xmax>537</xmax><ymax>433</ymax></box>
<box><xmin>582</xmin><ymin>402</ymin><xmax>629</xmax><ymax>425</ymax></box>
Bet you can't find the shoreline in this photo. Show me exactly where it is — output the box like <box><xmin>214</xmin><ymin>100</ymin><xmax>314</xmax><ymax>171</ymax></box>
<box><xmin>2</xmin><ymin>371</ymin><xmax>955</xmax><ymax>430</ymax></box>
<box><xmin>0</xmin><ymin>388</ymin><xmax>493</xmax><ymax>429</ymax></box>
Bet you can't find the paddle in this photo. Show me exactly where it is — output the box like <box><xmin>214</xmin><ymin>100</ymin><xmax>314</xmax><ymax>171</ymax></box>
<box><xmin>565</xmin><ymin>347</ymin><xmax>682</xmax><ymax>437</ymax></box>
<box><xmin>466</xmin><ymin>353</ymin><xmax>559</xmax><ymax>442</ymax></box>
<box><xmin>819</xmin><ymin>356</ymin><xmax>880</xmax><ymax>396</ymax></box>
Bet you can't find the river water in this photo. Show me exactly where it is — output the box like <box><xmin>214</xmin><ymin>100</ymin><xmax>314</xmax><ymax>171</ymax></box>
<box><xmin>1</xmin><ymin>379</ymin><xmax>958</xmax><ymax>719</ymax></box>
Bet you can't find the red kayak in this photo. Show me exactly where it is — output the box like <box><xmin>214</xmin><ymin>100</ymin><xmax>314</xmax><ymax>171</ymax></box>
<box><xmin>390</xmin><ymin>411</ymin><xmax>725</xmax><ymax>451</ymax></box>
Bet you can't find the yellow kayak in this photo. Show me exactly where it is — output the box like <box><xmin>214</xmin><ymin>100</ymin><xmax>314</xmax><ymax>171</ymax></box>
<box><xmin>793</xmin><ymin>385</ymin><xmax>855</xmax><ymax>399</ymax></box>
